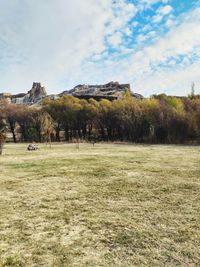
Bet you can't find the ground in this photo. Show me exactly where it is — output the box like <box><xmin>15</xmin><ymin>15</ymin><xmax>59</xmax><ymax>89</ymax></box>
<box><xmin>0</xmin><ymin>143</ymin><xmax>200</xmax><ymax>267</ymax></box>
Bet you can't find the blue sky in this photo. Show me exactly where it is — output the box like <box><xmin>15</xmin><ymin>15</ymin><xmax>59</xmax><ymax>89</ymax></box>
<box><xmin>0</xmin><ymin>0</ymin><xmax>200</xmax><ymax>96</ymax></box>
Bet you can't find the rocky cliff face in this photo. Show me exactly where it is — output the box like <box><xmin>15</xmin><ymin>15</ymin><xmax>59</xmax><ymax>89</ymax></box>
<box><xmin>11</xmin><ymin>83</ymin><xmax>47</xmax><ymax>105</ymax></box>
<box><xmin>61</xmin><ymin>81</ymin><xmax>143</xmax><ymax>101</ymax></box>
<box><xmin>27</xmin><ymin>82</ymin><xmax>47</xmax><ymax>103</ymax></box>
<box><xmin>0</xmin><ymin>81</ymin><xmax>143</xmax><ymax>105</ymax></box>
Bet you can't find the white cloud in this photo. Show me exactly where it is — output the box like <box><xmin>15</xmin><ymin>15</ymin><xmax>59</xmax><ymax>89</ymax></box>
<box><xmin>152</xmin><ymin>14</ymin><xmax>163</xmax><ymax>23</ymax></box>
<box><xmin>83</xmin><ymin>5</ymin><xmax>200</xmax><ymax>96</ymax></box>
<box><xmin>107</xmin><ymin>32</ymin><xmax>123</xmax><ymax>47</ymax></box>
<box><xmin>125</xmin><ymin>7</ymin><xmax>200</xmax><ymax>95</ymax></box>
<box><xmin>0</xmin><ymin>0</ymin><xmax>137</xmax><ymax>93</ymax></box>
<box><xmin>137</xmin><ymin>34</ymin><xmax>147</xmax><ymax>43</ymax></box>
<box><xmin>136</xmin><ymin>61</ymin><xmax>200</xmax><ymax>96</ymax></box>
<box><xmin>138</xmin><ymin>0</ymin><xmax>171</xmax><ymax>10</ymax></box>
<box><xmin>159</xmin><ymin>5</ymin><xmax>173</xmax><ymax>15</ymax></box>
<box><xmin>152</xmin><ymin>4</ymin><xmax>173</xmax><ymax>23</ymax></box>
<box><xmin>137</xmin><ymin>30</ymin><xmax>156</xmax><ymax>43</ymax></box>
<box><xmin>166</xmin><ymin>18</ymin><xmax>174</xmax><ymax>28</ymax></box>
<box><xmin>0</xmin><ymin>0</ymin><xmax>199</xmax><ymax>97</ymax></box>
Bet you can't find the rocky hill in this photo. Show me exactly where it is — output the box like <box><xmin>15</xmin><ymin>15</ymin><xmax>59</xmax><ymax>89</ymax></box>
<box><xmin>0</xmin><ymin>81</ymin><xmax>143</xmax><ymax>105</ymax></box>
<box><xmin>61</xmin><ymin>81</ymin><xmax>143</xmax><ymax>101</ymax></box>
<box><xmin>0</xmin><ymin>83</ymin><xmax>47</xmax><ymax>105</ymax></box>
<box><xmin>12</xmin><ymin>83</ymin><xmax>47</xmax><ymax>104</ymax></box>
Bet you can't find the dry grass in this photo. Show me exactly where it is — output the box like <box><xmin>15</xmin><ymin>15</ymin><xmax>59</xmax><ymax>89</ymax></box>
<box><xmin>0</xmin><ymin>143</ymin><xmax>200</xmax><ymax>266</ymax></box>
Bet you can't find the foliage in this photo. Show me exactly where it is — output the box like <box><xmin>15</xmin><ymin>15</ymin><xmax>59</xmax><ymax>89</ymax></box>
<box><xmin>2</xmin><ymin>94</ymin><xmax>200</xmax><ymax>144</ymax></box>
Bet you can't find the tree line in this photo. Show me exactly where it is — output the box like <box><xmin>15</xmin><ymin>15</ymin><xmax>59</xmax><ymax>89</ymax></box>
<box><xmin>1</xmin><ymin>92</ymin><xmax>200</xmax><ymax>151</ymax></box>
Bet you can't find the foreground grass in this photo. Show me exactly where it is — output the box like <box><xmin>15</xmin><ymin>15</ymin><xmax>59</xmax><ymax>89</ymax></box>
<box><xmin>0</xmin><ymin>143</ymin><xmax>200</xmax><ymax>267</ymax></box>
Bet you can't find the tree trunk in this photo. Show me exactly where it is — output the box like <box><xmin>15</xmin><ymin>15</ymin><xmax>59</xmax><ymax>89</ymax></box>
<box><xmin>56</xmin><ymin>126</ymin><xmax>60</xmax><ymax>142</ymax></box>
<box><xmin>64</xmin><ymin>127</ymin><xmax>69</xmax><ymax>141</ymax></box>
<box><xmin>11</xmin><ymin>128</ymin><xmax>17</xmax><ymax>143</ymax></box>
<box><xmin>8</xmin><ymin>120</ymin><xmax>17</xmax><ymax>143</ymax></box>
<box><xmin>0</xmin><ymin>143</ymin><xmax>3</xmax><ymax>155</ymax></box>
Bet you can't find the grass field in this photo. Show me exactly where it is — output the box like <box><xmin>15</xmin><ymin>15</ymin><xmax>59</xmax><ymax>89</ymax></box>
<box><xmin>0</xmin><ymin>143</ymin><xmax>200</xmax><ymax>267</ymax></box>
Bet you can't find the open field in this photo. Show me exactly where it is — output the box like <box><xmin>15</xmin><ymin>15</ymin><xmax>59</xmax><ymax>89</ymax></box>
<box><xmin>0</xmin><ymin>143</ymin><xmax>200</xmax><ymax>267</ymax></box>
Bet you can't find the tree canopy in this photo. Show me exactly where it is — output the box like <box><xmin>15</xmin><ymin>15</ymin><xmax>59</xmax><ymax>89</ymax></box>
<box><xmin>1</xmin><ymin>93</ymin><xmax>200</xmax><ymax>144</ymax></box>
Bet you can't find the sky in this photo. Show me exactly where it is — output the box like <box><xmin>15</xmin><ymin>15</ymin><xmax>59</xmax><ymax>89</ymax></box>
<box><xmin>0</xmin><ymin>0</ymin><xmax>200</xmax><ymax>96</ymax></box>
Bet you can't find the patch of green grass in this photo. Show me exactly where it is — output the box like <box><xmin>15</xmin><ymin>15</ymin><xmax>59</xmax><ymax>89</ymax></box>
<box><xmin>0</xmin><ymin>143</ymin><xmax>200</xmax><ymax>266</ymax></box>
<box><xmin>0</xmin><ymin>255</ymin><xmax>25</xmax><ymax>267</ymax></box>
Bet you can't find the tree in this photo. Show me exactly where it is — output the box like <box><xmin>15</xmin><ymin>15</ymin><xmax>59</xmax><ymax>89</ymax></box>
<box><xmin>41</xmin><ymin>112</ymin><xmax>55</xmax><ymax>147</ymax></box>
<box><xmin>0</xmin><ymin>104</ymin><xmax>7</xmax><ymax>155</ymax></box>
<box><xmin>43</xmin><ymin>98</ymin><xmax>64</xmax><ymax>141</ymax></box>
<box><xmin>14</xmin><ymin>106</ymin><xmax>35</xmax><ymax>142</ymax></box>
<box><xmin>189</xmin><ymin>82</ymin><xmax>195</xmax><ymax>99</ymax></box>
<box><xmin>4</xmin><ymin>103</ymin><xmax>18</xmax><ymax>143</ymax></box>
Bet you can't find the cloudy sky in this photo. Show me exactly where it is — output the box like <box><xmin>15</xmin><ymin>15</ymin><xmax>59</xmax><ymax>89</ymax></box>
<box><xmin>0</xmin><ymin>0</ymin><xmax>200</xmax><ymax>96</ymax></box>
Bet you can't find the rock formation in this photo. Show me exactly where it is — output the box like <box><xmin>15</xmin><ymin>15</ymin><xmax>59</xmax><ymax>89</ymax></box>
<box><xmin>1</xmin><ymin>83</ymin><xmax>47</xmax><ymax>105</ymax></box>
<box><xmin>0</xmin><ymin>81</ymin><xmax>143</xmax><ymax>105</ymax></box>
<box><xmin>61</xmin><ymin>81</ymin><xmax>143</xmax><ymax>101</ymax></box>
<box><xmin>26</xmin><ymin>82</ymin><xmax>47</xmax><ymax>103</ymax></box>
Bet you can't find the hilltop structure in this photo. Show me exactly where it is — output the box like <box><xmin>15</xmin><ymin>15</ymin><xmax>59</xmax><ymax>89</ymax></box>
<box><xmin>0</xmin><ymin>81</ymin><xmax>143</xmax><ymax>105</ymax></box>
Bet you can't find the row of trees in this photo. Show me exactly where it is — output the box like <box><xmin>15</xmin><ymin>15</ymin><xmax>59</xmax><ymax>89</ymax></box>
<box><xmin>0</xmin><ymin>100</ymin><xmax>55</xmax><ymax>154</ymax></box>
<box><xmin>1</xmin><ymin>93</ymin><xmax>200</xmax><ymax>149</ymax></box>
